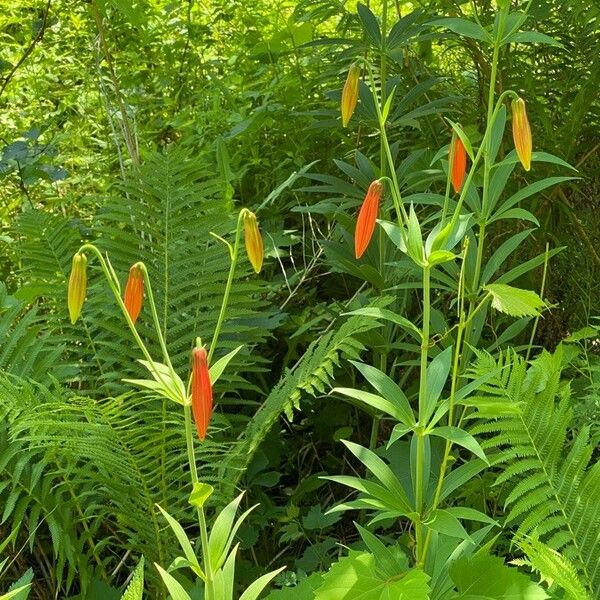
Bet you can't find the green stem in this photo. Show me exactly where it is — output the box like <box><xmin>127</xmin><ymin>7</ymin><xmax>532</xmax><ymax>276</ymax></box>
<box><xmin>208</xmin><ymin>212</ymin><xmax>244</xmax><ymax>364</ymax></box>
<box><xmin>415</xmin><ymin>265</ymin><xmax>431</xmax><ymax>566</ymax></box>
<box><xmin>78</xmin><ymin>244</ymin><xmax>171</xmax><ymax>390</ymax></box>
<box><xmin>378</xmin><ymin>0</ymin><xmax>388</xmax><ymax>279</ymax></box>
<box><xmin>421</xmin><ymin>242</ymin><xmax>468</xmax><ymax>562</ymax></box>
<box><xmin>525</xmin><ymin>243</ymin><xmax>550</xmax><ymax>361</ymax></box>
<box><xmin>366</xmin><ymin>64</ymin><xmax>407</xmax><ymax>226</ymax></box>
<box><xmin>184</xmin><ymin>403</ymin><xmax>213</xmax><ymax>599</ymax></box>
<box><xmin>470</xmin><ymin>6</ymin><xmax>509</xmax><ymax>293</ymax></box>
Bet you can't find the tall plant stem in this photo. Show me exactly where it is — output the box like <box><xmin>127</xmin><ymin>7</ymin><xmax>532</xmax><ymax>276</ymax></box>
<box><xmin>373</xmin><ymin>0</ymin><xmax>389</xmax><ymax>450</ymax></box>
<box><xmin>208</xmin><ymin>213</ymin><xmax>243</xmax><ymax>364</ymax></box>
<box><xmin>421</xmin><ymin>242</ymin><xmax>468</xmax><ymax>562</ymax></box>
<box><xmin>184</xmin><ymin>403</ymin><xmax>214</xmax><ymax>600</ymax></box>
<box><xmin>378</xmin><ymin>0</ymin><xmax>388</xmax><ymax>278</ymax></box>
<box><xmin>415</xmin><ymin>265</ymin><xmax>431</xmax><ymax>566</ymax></box>
<box><xmin>526</xmin><ymin>243</ymin><xmax>550</xmax><ymax>361</ymax></box>
<box><xmin>470</xmin><ymin>6</ymin><xmax>509</xmax><ymax>295</ymax></box>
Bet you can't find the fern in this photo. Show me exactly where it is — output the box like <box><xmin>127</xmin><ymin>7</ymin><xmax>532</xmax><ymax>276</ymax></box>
<box><xmin>13</xmin><ymin>147</ymin><xmax>282</xmax><ymax>396</ymax></box>
<box><xmin>216</xmin><ymin>312</ymin><xmax>379</xmax><ymax>496</ymax></box>
<box><xmin>0</xmin><ymin>282</ymin><xmax>65</xmax><ymax>381</ymax></box>
<box><xmin>0</xmin><ymin>377</ymin><xmax>235</xmax><ymax>595</ymax></box>
<box><xmin>468</xmin><ymin>346</ymin><xmax>600</xmax><ymax>598</ymax></box>
<box><xmin>512</xmin><ymin>534</ymin><xmax>591</xmax><ymax>600</ymax></box>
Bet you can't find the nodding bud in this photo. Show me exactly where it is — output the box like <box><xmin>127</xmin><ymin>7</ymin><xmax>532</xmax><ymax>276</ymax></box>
<box><xmin>449</xmin><ymin>131</ymin><xmax>468</xmax><ymax>194</ymax></box>
<box><xmin>341</xmin><ymin>63</ymin><xmax>361</xmax><ymax>127</ymax></box>
<box><xmin>243</xmin><ymin>210</ymin><xmax>264</xmax><ymax>274</ymax></box>
<box><xmin>68</xmin><ymin>253</ymin><xmax>87</xmax><ymax>324</ymax></box>
<box><xmin>512</xmin><ymin>97</ymin><xmax>532</xmax><ymax>171</ymax></box>
<box><xmin>355</xmin><ymin>180</ymin><xmax>384</xmax><ymax>259</ymax></box>
<box><xmin>124</xmin><ymin>263</ymin><xmax>144</xmax><ymax>325</ymax></box>
<box><xmin>191</xmin><ymin>347</ymin><xmax>213</xmax><ymax>441</ymax></box>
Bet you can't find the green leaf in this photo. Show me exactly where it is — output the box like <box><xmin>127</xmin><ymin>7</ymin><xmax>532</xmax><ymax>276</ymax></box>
<box><xmin>316</xmin><ymin>551</ymin><xmax>430</xmax><ymax>599</ymax></box>
<box><xmin>429</xmin><ymin>17</ymin><xmax>491</xmax><ymax>42</ymax></box>
<box><xmin>406</xmin><ymin>205</ymin><xmax>425</xmax><ymax>266</ymax></box>
<box><xmin>428</xmin><ymin>426</ymin><xmax>488</xmax><ymax>463</ymax></box>
<box><xmin>485</xmin><ymin>283</ymin><xmax>545</xmax><ymax>318</ymax></box>
<box><xmin>349</xmin><ymin>361</ymin><xmax>416</xmax><ymax>426</ymax></box>
<box><xmin>156</xmin><ymin>505</ymin><xmax>204</xmax><ymax>579</ymax></box>
<box><xmin>507</xmin><ymin>31</ymin><xmax>563</xmax><ymax>47</ymax></box>
<box><xmin>154</xmin><ymin>564</ymin><xmax>192</xmax><ymax>600</ymax></box>
<box><xmin>357</xmin><ymin>3</ymin><xmax>382</xmax><ymax>47</ymax></box>
<box><xmin>428</xmin><ymin>250</ymin><xmax>457</xmax><ymax>267</ymax></box>
<box><xmin>239</xmin><ymin>566</ymin><xmax>286</xmax><ymax>600</ymax></box>
<box><xmin>209</xmin><ymin>492</ymin><xmax>255</xmax><ymax>571</ymax></box>
<box><xmin>446</xmin><ymin>119</ymin><xmax>475</xmax><ymax>161</ymax></box>
<box><xmin>303</xmin><ymin>504</ymin><xmax>342</xmax><ymax>530</ymax></box>
<box><xmin>354</xmin><ymin>523</ymin><xmax>406</xmax><ymax>577</ymax></box>
<box><xmin>343</xmin><ymin>307</ymin><xmax>422</xmax><ymax>340</ymax></box>
<box><xmin>494</xmin><ymin>176</ymin><xmax>576</xmax><ymax>219</ymax></box>
<box><xmin>332</xmin><ymin>387</ymin><xmax>406</xmax><ymax>421</ymax></box>
<box><xmin>424</xmin><ymin>509</ymin><xmax>473</xmax><ymax>542</ymax></box>
<box><xmin>381</xmin><ymin>86</ymin><xmax>397</xmax><ymax>123</ymax></box>
<box><xmin>209</xmin><ymin>345</ymin><xmax>244</xmax><ymax>384</ymax></box>
<box><xmin>563</xmin><ymin>326</ymin><xmax>599</xmax><ymax>343</ymax></box>
<box><xmin>444</xmin><ymin>506</ymin><xmax>498</xmax><ymax>526</ymax></box>
<box><xmin>450</xmin><ymin>553</ymin><xmax>549</xmax><ymax>599</ymax></box>
<box><xmin>423</xmin><ymin>347</ymin><xmax>453</xmax><ymax>423</ymax></box>
<box><xmin>189</xmin><ymin>482</ymin><xmax>214</xmax><ymax>509</ymax></box>
<box><xmin>3</xmin><ymin>569</ymin><xmax>33</xmax><ymax>600</ymax></box>
<box><xmin>513</xmin><ymin>535</ymin><xmax>591</xmax><ymax>600</ymax></box>
<box><xmin>120</xmin><ymin>557</ymin><xmax>144</xmax><ymax>600</ymax></box>
<box><xmin>481</xmin><ymin>230</ymin><xmax>534</xmax><ymax>285</ymax></box>
<box><xmin>341</xmin><ymin>440</ymin><xmax>412</xmax><ymax>511</ymax></box>
<box><xmin>379</xmin><ymin>219</ymin><xmax>408</xmax><ymax>252</ymax></box>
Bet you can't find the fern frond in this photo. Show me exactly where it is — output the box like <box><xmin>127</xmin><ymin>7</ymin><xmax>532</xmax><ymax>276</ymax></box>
<box><xmin>469</xmin><ymin>346</ymin><xmax>600</xmax><ymax>597</ymax></box>
<box><xmin>215</xmin><ymin>312</ymin><xmax>379</xmax><ymax>497</ymax></box>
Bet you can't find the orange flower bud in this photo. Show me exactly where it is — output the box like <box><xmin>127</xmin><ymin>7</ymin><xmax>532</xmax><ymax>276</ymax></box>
<box><xmin>512</xmin><ymin>97</ymin><xmax>532</xmax><ymax>171</ymax></box>
<box><xmin>124</xmin><ymin>263</ymin><xmax>144</xmax><ymax>325</ymax></box>
<box><xmin>68</xmin><ymin>252</ymin><xmax>87</xmax><ymax>324</ymax></box>
<box><xmin>192</xmin><ymin>347</ymin><xmax>213</xmax><ymax>441</ymax></box>
<box><xmin>449</xmin><ymin>131</ymin><xmax>467</xmax><ymax>194</ymax></box>
<box><xmin>243</xmin><ymin>210</ymin><xmax>264</xmax><ymax>274</ymax></box>
<box><xmin>341</xmin><ymin>63</ymin><xmax>360</xmax><ymax>127</ymax></box>
<box><xmin>354</xmin><ymin>180</ymin><xmax>384</xmax><ymax>259</ymax></box>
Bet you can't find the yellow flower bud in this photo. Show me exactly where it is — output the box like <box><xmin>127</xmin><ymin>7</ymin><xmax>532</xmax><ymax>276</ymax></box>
<box><xmin>341</xmin><ymin>63</ymin><xmax>361</xmax><ymax>127</ymax></box>
<box><xmin>512</xmin><ymin>97</ymin><xmax>532</xmax><ymax>171</ymax></box>
<box><xmin>242</xmin><ymin>210</ymin><xmax>264</xmax><ymax>274</ymax></box>
<box><xmin>68</xmin><ymin>252</ymin><xmax>87</xmax><ymax>324</ymax></box>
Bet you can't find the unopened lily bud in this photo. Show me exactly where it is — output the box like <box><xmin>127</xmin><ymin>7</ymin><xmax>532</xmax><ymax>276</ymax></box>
<box><xmin>191</xmin><ymin>347</ymin><xmax>213</xmax><ymax>441</ymax></box>
<box><xmin>355</xmin><ymin>180</ymin><xmax>384</xmax><ymax>259</ymax></box>
<box><xmin>124</xmin><ymin>263</ymin><xmax>144</xmax><ymax>325</ymax></box>
<box><xmin>243</xmin><ymin>210</ymin><xmax>264</xmax><ymax>273</ymax></box>
<box><xmin>449</xmin><ymin>130</ymin><xmax>467</xmax><ymax>194</ymax></box>
<box><xmin>341</xmin><ymin>63</ymin><xmax>361</xmax><ymax>127</ymax></box>
<box><xmin>68</xmin><ymin>253</ymin><xmax>87</xmax><ymax>324</ymax></box>
<box><xmin>512</xmin><ymin>97</ymin><xmax>532</xmax><ymax>171</ymax></box>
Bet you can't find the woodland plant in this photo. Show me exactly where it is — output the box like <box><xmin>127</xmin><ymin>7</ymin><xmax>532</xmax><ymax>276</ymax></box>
<box><xmin>66</xmin><ymin>209</ymin><xmax>284</xmax><ymax>598</ymax></box>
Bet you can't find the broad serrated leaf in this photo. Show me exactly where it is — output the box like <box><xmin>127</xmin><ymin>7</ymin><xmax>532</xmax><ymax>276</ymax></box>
<box><xmin>485</xmin><ymin>283</ymin><xmax>545</xmax><ymax>318</ymax></box>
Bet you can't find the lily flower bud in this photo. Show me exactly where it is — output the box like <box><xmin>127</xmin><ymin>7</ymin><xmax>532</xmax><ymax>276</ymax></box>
<box><xmin>242</xmin><ymin>210</ymin><xmax>264</xmax><ymax>274</ymax></box>
<box><xmin>449</xmin><ymin>131</ymin><xmax>467</xmax><ymax>194</ymax></box>
<box><xmin>512</xmin><ymin>97</ymin><xmax>532</xmax><ymax>171</ymax></box>
<box><xmin>68</xmin><ymin>253</ymin><xmax>87</xmax><ymax>324</ymax></box>
<box><xmin>355</xmin><ymin>180</ymin><xmax>384</xmax><ymax>259</ymax></box>
<box><xmin>191</xmin><ymin>347</ymin><xmax>213</xmax><ymax>441</ymax></box>
<box><xmin>124</xmin><ymin>263</ymin><xmax>144</xmax><ymax>325</ymax></box>
<box><xmin>341</xmin><ymin>63</ymin><xmax>361</xmax><ymax>127</ymax></box>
